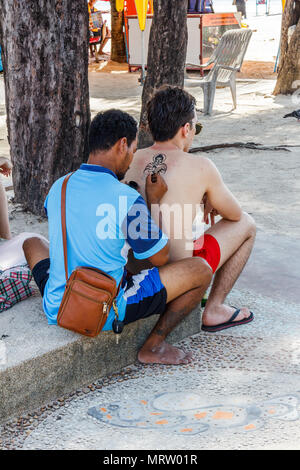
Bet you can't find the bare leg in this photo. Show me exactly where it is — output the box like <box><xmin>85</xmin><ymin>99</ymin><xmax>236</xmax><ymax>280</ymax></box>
<box><xmin>202</xmin><ymin>212</ymin><xmax>256</xmax><ymax>327</ymax></box>
<box><xmin>98</xmin><ymin>37</ymin><xmax>110</xmax><ymax>55</ymax></box>
<box><xmin>0</xmin><ymin>180</ymin><xmax>11</xmax><ymax>239</ymax></box>
<box><xmin>23</xmin><ymin>237</ymin><xmax>49</xmax><ymax>270</ymax></box>
<box><xmin>138</xmin><ymin>257</ymin><xmax>212</xmax><ymax>365</ymax></box>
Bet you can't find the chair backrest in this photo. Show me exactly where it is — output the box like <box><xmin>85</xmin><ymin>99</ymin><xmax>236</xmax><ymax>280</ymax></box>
<box><xmin>207</xmin><ymin>28</ymin><xmax>252</xmax><ymax>82</ymax></box>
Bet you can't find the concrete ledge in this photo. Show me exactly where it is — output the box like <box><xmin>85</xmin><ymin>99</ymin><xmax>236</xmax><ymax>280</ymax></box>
<box><xmin>0</xmin><ymin>292</ymin><xmax>201</xmax><ymax>423</ymax></box>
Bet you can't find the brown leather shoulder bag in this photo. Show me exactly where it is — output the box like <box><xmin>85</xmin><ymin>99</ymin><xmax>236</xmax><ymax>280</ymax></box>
<box><xmin>57</xmin><ymin>172</ymin><xmax>120</xmax><ymax>337</ymax></box>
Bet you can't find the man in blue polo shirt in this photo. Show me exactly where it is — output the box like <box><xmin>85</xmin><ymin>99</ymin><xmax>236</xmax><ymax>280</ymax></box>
<box><xmin>23</xmin><ymin>109</ymin><xmax>212</xmax><ymax>365</ymax></box>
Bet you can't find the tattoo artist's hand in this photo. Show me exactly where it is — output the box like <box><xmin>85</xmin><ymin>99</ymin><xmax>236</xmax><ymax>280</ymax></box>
<box><xmin>0</xmin><ymin>158</ymin><xmax>12</xmax><ymax>177</ymax></box>
<box><xmin>146</xmin><ymin>173</ymin><xmax>168</xmax><ymax>205</ymax></box>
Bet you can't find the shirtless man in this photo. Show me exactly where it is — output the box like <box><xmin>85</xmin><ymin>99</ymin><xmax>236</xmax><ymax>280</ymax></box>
<box><xmin>125</xmin><ymin>86</ymin><xmax>256</xmax><ymax>332</ymax></box>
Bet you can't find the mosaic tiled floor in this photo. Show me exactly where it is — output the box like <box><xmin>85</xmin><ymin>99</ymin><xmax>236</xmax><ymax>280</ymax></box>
<box><xmin>88</xmin><ymin>391</ymin><xmax>300</xmax><ymax>436</ymax></box>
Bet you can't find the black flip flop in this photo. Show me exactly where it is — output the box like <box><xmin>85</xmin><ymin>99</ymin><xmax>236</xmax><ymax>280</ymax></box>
<box><xmin>201</xmin><ymin>309</ymin><xmax>254</xmax><ymax>333</ymax></box>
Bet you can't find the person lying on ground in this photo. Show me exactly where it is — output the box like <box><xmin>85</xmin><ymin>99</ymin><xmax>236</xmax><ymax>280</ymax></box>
<box><xmin>0</xmin><ymin>233</ymin><xmax>48</xmax><ymax>313</ymax></box>
<box><xmin>0</xmin><ymin>157</ymin><xmax>12</xmax><ymax>240</ymax></box>
<box><xmin>0</xmin><ymin>232</ymin><xmax>48</xmax><ymax>272</ymax></box>
<box><xmin>23</xmin><ymin>109</ymin><xmax>212</xmax><ymax>365</ymax></box>
<box><xmin>0</xmin><ymin>158</ymin><xmax>51</xmax><ymax>311</ymax></box>
<box><xmin>125</xmin><ymin>85</ymin><xmax>256</xmax><ymax>333</ymax></box>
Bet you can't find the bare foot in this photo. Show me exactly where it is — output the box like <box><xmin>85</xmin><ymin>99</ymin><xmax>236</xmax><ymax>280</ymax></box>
<box><xmin>202</xmin><ymin>304</ymin><xmax>252</xmax><ymax>327</ymax></box>
<box><xmin>138</xmin><ymin>341</ymin><xmax>193</xmax><ymax>365</ymax></box>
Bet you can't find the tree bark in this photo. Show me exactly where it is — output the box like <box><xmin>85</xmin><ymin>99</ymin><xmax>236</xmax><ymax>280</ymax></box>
<box><xmin>138</xmin><ymin>0</ymin><xmax>188</xmax><ymax>148</ymax></box>
<box><xmin>274</xmin><ymin>0</ymin><xmax>300</xmax><ymax>95</ymax></box>
<box><xmin>110</xmin><ymin>0</ymin><xmax>126</xmax><ymax>63</ymax></box>
<box><xmin>0</xmin><ymin>0</ymin><xmax>90</xmax><ymax>215</ymax></box>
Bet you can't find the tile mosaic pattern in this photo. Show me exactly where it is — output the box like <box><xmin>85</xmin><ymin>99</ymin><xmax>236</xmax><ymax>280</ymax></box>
<box><xmin>88</xmin><ymin>391</ymin><xmax>300</xmax><ymax>435</ymax></box>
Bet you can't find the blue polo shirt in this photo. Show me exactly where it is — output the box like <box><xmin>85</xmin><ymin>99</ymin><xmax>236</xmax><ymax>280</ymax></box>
<box><xmin>43</xmin><ymin>164</ymin><xmax>168</xmax><ymax>330</ymax></box>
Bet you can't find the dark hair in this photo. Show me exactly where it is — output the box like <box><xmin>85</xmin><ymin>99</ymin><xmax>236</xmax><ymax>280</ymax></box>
<box><xmin>89</xmin><ymin>109</ymin><xmax>137</xmax><ymax>153</ymax></box>
<box><xmin>147</xmin><ymin>86</ymin><xmax>196</xmax><ymax>142</ymax></box>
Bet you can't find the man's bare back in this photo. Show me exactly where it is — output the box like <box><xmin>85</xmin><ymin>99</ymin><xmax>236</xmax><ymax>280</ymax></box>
<box><xmin>126</xmin><ymin>146</ymin><xmax>209</xmax><ymax>261</ymax></box>
<box><xmin>125</xmin><ymin>141</ymin><xmax>244</xmax><ymax>265</ymax></box>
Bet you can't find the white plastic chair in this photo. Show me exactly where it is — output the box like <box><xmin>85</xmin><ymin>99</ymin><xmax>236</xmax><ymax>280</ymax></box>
<box><xmin>189</xmin><ymin>29</ymin><xmax>252</xmax><ymax>115</ymax></box>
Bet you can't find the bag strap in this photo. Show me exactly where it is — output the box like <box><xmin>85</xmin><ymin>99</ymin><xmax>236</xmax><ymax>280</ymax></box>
<box><xmin>61</xmin><ymin>172</ymin><xmax>76</xmax><ymax>282</ymax></box>
<box><xmin>61</xmin><ymin>171</ymin><xmax>123</xmax><ymax>295</ymax></box>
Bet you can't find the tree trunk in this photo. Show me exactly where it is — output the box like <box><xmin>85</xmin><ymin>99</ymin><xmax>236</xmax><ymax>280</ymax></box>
<box><xmin>138</xmin><ymin>0</ymin><xmax>188</xmax><ymax>148</ymax></box>
<box><xmin>274</xmin><ymin>0</ymin><xmax>300</xmax><ymax>95</ymax></box>
<box><xmin>0</xmin><ymin>0</ymin><xmax>90</xmax><ymax>215</ymax></box>
<box><xmin>110</xmin><ymin>0</ymin><xmax>126</xmax><ymax>63</ymax></box>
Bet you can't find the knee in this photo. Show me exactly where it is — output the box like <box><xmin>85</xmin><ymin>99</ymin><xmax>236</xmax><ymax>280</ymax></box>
<box><xmin>189</xmin><ymin>257</ymin><xmax>213</xmax><ymax>287</ymax></box>
<box><xmin>22</xmin><ymin>236</ymin><xmax>41</xmax><ymax>253</ymax></box>
<box><xmin>241</xmin><ymin>211</ymin><xmax>256</xmax><ymax>238</ymax></box>
<box><xmin>201</xmin><ymin>259</ymin><xmax>214</xmax><ymax>286</ymax></box>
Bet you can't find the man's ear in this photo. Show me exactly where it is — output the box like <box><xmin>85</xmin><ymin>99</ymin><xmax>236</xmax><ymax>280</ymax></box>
<box><xmin>182</xmin><ymin>122</ymin><xmax>190</xmax><ymax>138</ymax></box>
<box><xmin>117</xmin><ymin>137</ymin><xmax>128</xmax><ymax>155</ymax></box>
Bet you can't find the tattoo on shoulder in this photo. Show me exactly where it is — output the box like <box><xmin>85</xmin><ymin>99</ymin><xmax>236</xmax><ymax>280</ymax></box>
<box><xmin>143</xmin><ymin>153</ymin><xmax>167</xmax><ymax>176</ymax></box>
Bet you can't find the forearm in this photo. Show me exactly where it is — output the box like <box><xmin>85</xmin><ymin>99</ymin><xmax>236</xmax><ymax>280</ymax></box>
<box><xmin>219</xmin><ymin>194</ymin><xmax>242</xmax><ymax>222</ymax></box>
<box><xmin>146</xmin><ymin>197</ymin><xmax>164</xmax><ymax>231</ymax></box>
<box><xmin>145</xmin><ymin>173</ymin><xmax>168</xmax><ymax>232</ymax></box>
<box><xmin>206</xmin><ymin>182</ymin><xmax>242</xmax><ymax>222</ymax></box>
<box><xmin>126</xmin><ymin>249</ymin><xmax>152</xmax><ymax>275</ymax></box>
<box><xmin>204</xmin><ymin>158</ymin><xmax>242</xmax><ymax>222</ymax></box>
